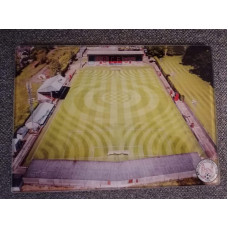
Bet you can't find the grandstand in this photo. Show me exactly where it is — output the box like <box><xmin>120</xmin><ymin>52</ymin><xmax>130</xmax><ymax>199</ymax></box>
<box><xmin>87</xmin><ymin>49</ymin><xmax>144</xmax><ymax>65</ymax></box>
<box><xmin>37</xmin><ymin>74</ymin><xmax>69</xmax><ymax>102</ymax></box>
<box><xmin>25</xmin><ymin>102</ymin><xmax>54</xmax><ymax>129</ymax></box>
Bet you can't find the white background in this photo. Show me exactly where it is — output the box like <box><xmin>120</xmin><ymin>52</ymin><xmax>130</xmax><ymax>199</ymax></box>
<box><xmin>0</xmin><ymin>0</ymin><xmax>227</xmax><ymax>227</ymax></box>
<box><xmin>0</xmin><ymin>0</ymin><xmax>227</xmax><ymax>28</ymax></box>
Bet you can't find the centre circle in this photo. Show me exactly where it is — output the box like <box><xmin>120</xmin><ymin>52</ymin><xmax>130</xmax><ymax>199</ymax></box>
<box><xmin>102</xmin><ymin>92</ymin><xmax>131</xmax><ymax>104</ymax></box>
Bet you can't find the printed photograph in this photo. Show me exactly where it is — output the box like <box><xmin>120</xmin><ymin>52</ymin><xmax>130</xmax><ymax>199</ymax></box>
<box><xmin>12</xmin><ymin>45</ymin><xmax>218</xmax><ymax>192</ymax></box>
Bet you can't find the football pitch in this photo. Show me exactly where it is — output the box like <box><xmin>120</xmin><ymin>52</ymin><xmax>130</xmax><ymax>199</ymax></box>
<box><xmin>24</xmin><ymin>66</ymin><xmax>203</xmax><ymax>165</ymax></box>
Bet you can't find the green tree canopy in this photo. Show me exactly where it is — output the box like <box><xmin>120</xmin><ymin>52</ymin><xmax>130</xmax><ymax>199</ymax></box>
<box><xmin>182</xmin><ymin>46</ymin><xmax>213</xmax><ymax>86</ymax></box>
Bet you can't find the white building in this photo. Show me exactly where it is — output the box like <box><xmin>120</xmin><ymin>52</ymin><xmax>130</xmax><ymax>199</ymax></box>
<box><xmin>12</xmin><ymin>138</ymin><xmax>23</xmax><ymax>154</ymax></box>
<box><xmin>25</xmin><ymin>102</ymin><xmax>55</xmax><ymax>130</ymax></box>
<box><xmin>37</xmin><ymin>74</ymin><xmax>66</xmax><ymax>102</ymax></box>
<box><xmin>16</xmin><ymin>126</ymin><xmax>28</xmax><ymax>140</ymax></box>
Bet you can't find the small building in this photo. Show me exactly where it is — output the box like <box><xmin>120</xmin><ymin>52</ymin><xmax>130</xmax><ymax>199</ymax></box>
<box><xmin>12</xmin><ymin>174</ymin><xmax>23</xmax><ymax>192</ymax></box>
<box><xmin>37</xmin><ymin>74</ymin><xmax>67</xmax><ymax>102</ymax></box>
<box><xmin>16</xmin><ymin>126</ymin><xmax>28</xmax><ymax>140</ymax></box>
<box><xmin>25</xmin><ymin>102</ymin><xmax>55</xmax><ymax>129</ymax></box>
<box><xmin>12</xmin><ymin>138</ymin><xmax>23</xmax><ymax>154</ymax></box>
<box><xmin>87</xmin><ymin>50</ymin><xmax>144</xmax><ymax>65</ymax></box>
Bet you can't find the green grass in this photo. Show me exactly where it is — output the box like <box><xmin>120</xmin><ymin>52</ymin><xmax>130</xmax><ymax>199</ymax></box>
<box><xmin>24</xmin><ymin>66</ymin><xmax>203</xmax><ymax>165</ymax></box>
<box><xmin>156</xmin><ymin>56</ymin><xmax>216</xmax><ymax>143</ymax></box>
<box><xmin>14</xmin><ymin>46</ymin><xmax>79</xmax><ymax>131</ymax></box>
<box><xmin>14</xmin><ymin>63</ymin><xmax>45</xmax><ymax>131</ymax></box>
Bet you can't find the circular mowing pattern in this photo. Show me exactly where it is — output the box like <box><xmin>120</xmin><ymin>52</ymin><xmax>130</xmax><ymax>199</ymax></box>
<box><xmin>82</xmin><ymin>89</ymin><xmax>143</xmax><ymax>109</ymax></box>
<box><xmin>102</xmin><ymin>92</ymin><xmax>131</xmax><ymax>104</ymax></box>
<box><xmin>75</xmin><ymin>85</ymin><xmax>160</xmax><ymax>121</ymax></box>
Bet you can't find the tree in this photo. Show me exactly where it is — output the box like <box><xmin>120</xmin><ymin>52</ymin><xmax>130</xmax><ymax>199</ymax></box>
<box><xmin>167</xmin><ymin>46</ymin><xmax>186</xmax><ymax>56</ymax></box>
<box><xmin>182</xmin><ymin>46</ymin><xmax>213</xmax><ymax>86</ymax></box>
<box><xmin>145</xmin><ymin>46</ymin><xmax>165</xmax><ymax>58</ymax></box>
<box><xmin>49</xmin><ymin>59</ymin><xmax>61</xmax><ymax>75</ymax></box>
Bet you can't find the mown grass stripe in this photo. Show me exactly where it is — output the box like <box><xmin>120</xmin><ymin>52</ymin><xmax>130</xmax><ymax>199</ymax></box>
<box><xmin>27</xmin><ymin>65</ymin><xmax>203</xmax><ymax>164</ymax></box>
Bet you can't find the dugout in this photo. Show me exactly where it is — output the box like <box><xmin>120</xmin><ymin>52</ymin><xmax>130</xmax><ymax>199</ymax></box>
<box><xmin>87</xmin><ymin>50</ymin><xmax>144</xmax><ymax>64</ymax></box>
